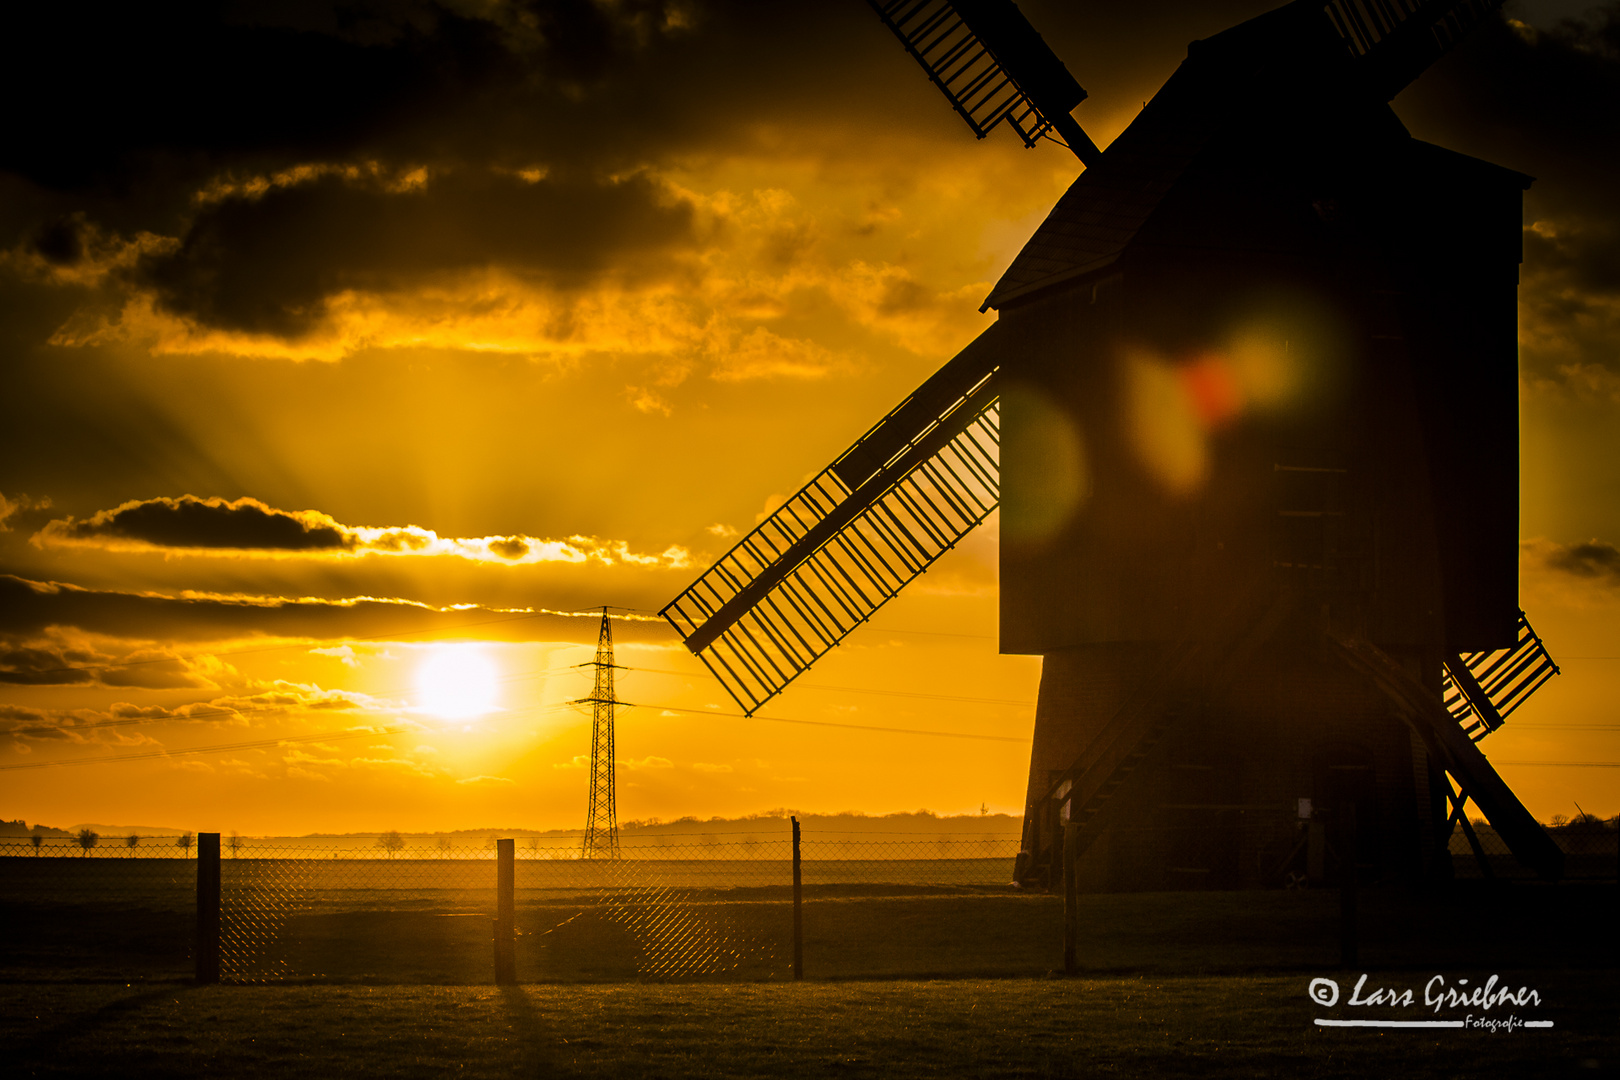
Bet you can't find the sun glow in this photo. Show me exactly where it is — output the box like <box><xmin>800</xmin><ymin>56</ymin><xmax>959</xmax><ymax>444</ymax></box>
<box><xmin>415</xmin><ymin>645</ymin><xmax>500</xmax><ymax>720</ymax></box>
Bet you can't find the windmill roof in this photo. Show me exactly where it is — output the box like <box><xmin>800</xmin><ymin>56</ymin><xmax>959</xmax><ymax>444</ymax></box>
<box><xmin>979</xmin><ymin>104</ymin><xmax>1211</xmax><ymax>311</ymax></box>
<box><xmin>982</xmin><ymin>2</ymin><xmax>1362</xmax><ymax>311</ymax></box>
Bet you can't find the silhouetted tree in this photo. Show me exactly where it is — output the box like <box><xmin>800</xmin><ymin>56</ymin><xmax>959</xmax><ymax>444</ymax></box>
<box><xmin>377</xmin><ymin>830</ymin><xmax>405</xmax><ymax>858</ymax></box>
<box><xmin>177</xmin><ymin>832</ymin><xmax>194</xmax><ymax>856</ymax></box>
<box><xmin>228</xmin><ymin>832</ymin><xmax>241</xmax><ymax>858</ymax></box>
<box><xmin>76</xmin><ymin>828</ymin><xmax>98</xmax><ymax>856</ymax></box>
<box><xmin>29</xmin><ymin>831</ymin><xmax>43</xmax><ymax>855</ymax></box>
<box><xmin>125</xmin><ymin>834</ymin><xmax>140</xmax><ymax>855</ymax></box>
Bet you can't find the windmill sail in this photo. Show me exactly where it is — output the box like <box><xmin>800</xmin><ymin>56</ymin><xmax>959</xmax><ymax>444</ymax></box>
<box><xmin>1322</xmin><ymin>0</ymin><xmax>1508</xmax><ymax>98</ymax></box>
<box><xmin>1442</xmin><ymin>611</ymin><xmax>1560</xmax><ymax>741</ymax></box>
<box><xmin>865</xmin><ymin>0</ymin><xmax>1101</xmax><ymax>164</ymax></box>
<box><xmin>660</xmin><ymin>327</ymin><xmax>1004</xmax><ymax>714</ymax></box>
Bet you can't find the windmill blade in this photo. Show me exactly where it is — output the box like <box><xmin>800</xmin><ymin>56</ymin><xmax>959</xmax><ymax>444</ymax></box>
<box><xmin>661</xmin><ymin>326</ymin><xmax>1005</xmax><ymax>714</ymax></box>
<box><xmin>1441</xmin><ymin>610</ymin><xmax>1560</xmax><ymax>741</ymax></box>
<box><xmin>1321</xmin><ymin>0</ymin><xmax>1508</xmax><ymax>99</ymax></box>
<box><xmin>866</xmin><ymin>0</ymin><xmax>1101</xmax><ymax>164</ymax></box>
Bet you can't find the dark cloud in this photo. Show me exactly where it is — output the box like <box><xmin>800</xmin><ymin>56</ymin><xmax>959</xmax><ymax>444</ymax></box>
<box><xmin>1543</xmin><ymin>538</ymin><xmax>1620</xmax><ymax>582</ymax></box>
<box><xmin>0</xmin><ymin>1</ymin><xmax>886</xmax><ymax>195</ymax></box>
<box><xmin>132</xmin><ymin>169</ymin><xmax>698</xmax><ymax>336</ymax></box>
<box><xmin>0</xmin><ymin>637</ymin><xmax>220</xmax><ymax>689</ymax></box>
<box><xmin>42</xmin><ymin>495</ymin><xmax>354</xmax><ymax>551</ymax></box>
<box><xmin>0</xmin><ymin>573</ymin><xmax>666</xmax><ymax>647</ymax></box>
<box><xmin>0</xmin><ymin>644</ymin><xmax>96</xmax><ymax>686</ymax></box>
<box><xmin>488</xmin><ymin>537</ymin><xmax>530</xmax><ymax>560</ymax></box>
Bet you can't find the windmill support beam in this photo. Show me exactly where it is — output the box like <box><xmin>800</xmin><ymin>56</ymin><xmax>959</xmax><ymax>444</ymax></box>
<box><xmin>1438</xmin><ymin>773</ymin><xmax>1495</xmax><ymax>879</ymax></box>
<box><xmin>1328</xmin><ymin>633</ymin><xmax>1562</xmax><ymax>880</ymax></box>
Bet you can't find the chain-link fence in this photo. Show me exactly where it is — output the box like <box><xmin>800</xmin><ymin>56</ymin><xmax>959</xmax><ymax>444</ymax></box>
<box><xmin>3</xmin><ymin>818</ymin><xmax>1614</xmax><ymax>985</ymax></box>
<box><xmin>1448</xmin><ymin>817</ymin><xmax>1620</xmax><ymax>880</ymax></box>
<box><xmin>0</xmin><ymin>836</ymin><xmax>196</xmax><ymax>983</ymax></box>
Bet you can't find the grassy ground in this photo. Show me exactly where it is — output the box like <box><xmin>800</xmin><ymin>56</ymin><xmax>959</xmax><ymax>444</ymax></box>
<box><xmin>3</xmin><ymin>974</ymin><xmax>1612</xmax><ymax>1079</ymax></box>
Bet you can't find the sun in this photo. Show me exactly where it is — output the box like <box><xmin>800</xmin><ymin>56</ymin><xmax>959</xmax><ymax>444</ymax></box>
<box><xmin>415</xmin><ymin>645</ymin><xmax>500</xmax><ymax>720</ymax></box>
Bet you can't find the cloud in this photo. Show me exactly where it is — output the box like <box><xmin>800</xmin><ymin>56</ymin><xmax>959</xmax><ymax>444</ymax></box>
<box><xmin>456</xmin><ymin>774</ymin><xmax>514</xmax><ymax>785</ymax></box>
<box><xmin>0</xmin><ymin>573</ymin><xmax>669</xmax><ymax>650</ymax></box>
<box><xmin>619</xmin><ymin>755</ymin><xmax>674</xmax><ymax>770</ymax></box>
<box><xmin>1406</xmin><ymin>8</ymin><xmax>1620</xmax><ymax>389</ymax></box>
<box><xmin>0</xmin><ymin>492</ymin><xmax>50</xmax><ymax>531</ymax></box>
<box><xmin>35</xmin><ymin>495</ymin><xmax>693</xmax><ymax>567</ymax></box>
<box><xmin>41</xmin><ymin>495</ymin><xmax>353</xmax><ymax>552</ymax></box>
<box><xmin>0</xmin><ymin>634</ymin><xmax>231</xmax><ymax>689</ymax></box>
<box><xmin>692</xmin><ymin>762</ymin><xmax>733</xmax><ymax>773</ymax></box>
<box><xmin>131</xmin><ymin>167</ymin><xmax>700</xmax><ymax>339</ymax></box>
<box><xmin>1536</xmin><ymin>537</ymin><xmax>1620</xmax><ymax>584</ymax></box>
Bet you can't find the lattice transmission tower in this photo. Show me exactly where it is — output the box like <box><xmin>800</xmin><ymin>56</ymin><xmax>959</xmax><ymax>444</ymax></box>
<box><xmin>579</xmin><ymin>607</ymin><xmax>620</xmax><ymax>859</ymax></box>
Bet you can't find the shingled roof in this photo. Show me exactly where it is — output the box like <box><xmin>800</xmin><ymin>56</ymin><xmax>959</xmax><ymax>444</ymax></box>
<box><xmin>981</xmin><ymin>2</ymin><xmax>1361</xmax><ymax>311</ymax></box>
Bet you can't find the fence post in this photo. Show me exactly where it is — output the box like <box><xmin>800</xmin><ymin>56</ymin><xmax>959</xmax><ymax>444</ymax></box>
<box><xmin>1062</xmin><ymin>822</ymin><xmax>1078</xmax><ymax>975</ymax></box>
<box><xmin>196</xmin><ymin>832</ymin><xmax>220</xmax><ymax>984</ymax></box>
<box><xmin>791</xmin><ymin>816</ymin><xmax>804</xmax><ymax>982</ymax></box>
<box><xmin>1339</xmin><ymin>803</ymin><xmax>1358</xmax><ymax>969</ymax></box>
<box><xmin>494</xmin><ymin>838</ymin><xmax>516</xmax><ymax>985</ymax></box>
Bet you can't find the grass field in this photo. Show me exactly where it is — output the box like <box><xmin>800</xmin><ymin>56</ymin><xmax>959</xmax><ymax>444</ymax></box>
<box><xmin>3</xmin><ymin>855</ymin><xmax>1615</xmax><ymax>1076</ymax></box>
<box><xmin>4</xmin><ymin>973</ymin><xmax>1613</xmax><ymax>1078</ymax></box>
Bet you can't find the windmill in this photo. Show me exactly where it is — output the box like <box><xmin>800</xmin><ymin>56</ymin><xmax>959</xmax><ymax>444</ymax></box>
<box><xmin>662</xmin><ymin>0</ymin><xmax>1564</xmax><ymax>890</ymax></box>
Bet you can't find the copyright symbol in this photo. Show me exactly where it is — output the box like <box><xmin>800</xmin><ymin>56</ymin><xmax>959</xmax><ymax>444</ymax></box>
<box><xmin>1308</xmin><ymin>978</ymin><xmax>1339</xmax><ymax>1007</ymax></box>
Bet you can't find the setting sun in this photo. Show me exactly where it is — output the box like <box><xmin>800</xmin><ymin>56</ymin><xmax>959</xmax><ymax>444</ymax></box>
<box><xmin>415</xmin><ymin>646</ymin><xmax>500</xmax><ymax>720</ymax></box>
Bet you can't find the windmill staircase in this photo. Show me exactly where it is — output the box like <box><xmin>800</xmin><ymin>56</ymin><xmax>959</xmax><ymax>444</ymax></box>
<box><xmin>1016</xmin><ymin>592</ymin><xmax>1299</xmax><ymax>888</ymax></box>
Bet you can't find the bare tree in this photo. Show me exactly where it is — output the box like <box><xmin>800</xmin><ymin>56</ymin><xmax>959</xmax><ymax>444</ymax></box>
<box><xmin>29</xmin><ymin>831</ymin><xmax>43</xmax><ymax>855</ymax></box>
<box><xmin>125</xmin><ymin>834</ymin><xmax>140</xmax><ymax>855</ymax></box>
<box><xmin>76</xmin><ymin>828</ymin><xmax>98</xmax><ymax>857</ymax></box>
<box><xmin>377</xmin><ymin>830</ymin><xmax>405</xmax><ymax>859</ymax></box>
<box><xmin>177</xmin><ymin>832</ymin><xmax>194</xmax><ymax>856</ymax></box>
<box><xmin>227</xmin><ymin>832</ymin><xmax>241</xmax><ymax>858</ymax></box>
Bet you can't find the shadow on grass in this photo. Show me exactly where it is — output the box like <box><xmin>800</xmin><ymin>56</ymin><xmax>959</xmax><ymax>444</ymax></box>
<box><xmin>15</xmin><ymin>985</ymin><xmax>193</xmax><ymax>1062</ymax></box>
<box><xmin>498</xmin><ymin>985</ymin><xmax>564</xmax><ymax>1075</ymax></box>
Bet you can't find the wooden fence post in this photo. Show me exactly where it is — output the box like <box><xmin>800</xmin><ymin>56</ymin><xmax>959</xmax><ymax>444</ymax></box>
<box><xmin>1339</xmin><ymin>803</ymin><xmax>1358</xmax><ymax>969</ymax></box>
<box><xmin>791</xmin><ymin>816</ymin><xmax>804</xmax><ymax>982</ymax></box>
<box><xmin>494</xmin><ymin>838</ymin><xmax>516</xmax><ymax>985</ymax></box>
<box><xmin>1062</xmin><ymin>822</ymin><xmax>1078</xmax><ymax>975</ymax></box>
<box><xmin>196</xmin><ymin>832</ymin><xmax>220</xmax><ymax>984</ymax></box>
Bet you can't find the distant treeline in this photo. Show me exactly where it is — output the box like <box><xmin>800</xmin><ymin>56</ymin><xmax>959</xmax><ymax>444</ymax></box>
<box><xmin>0</xmin><ymin>819</ymin><xmax>73</xmax><ymax>837</ymax></box>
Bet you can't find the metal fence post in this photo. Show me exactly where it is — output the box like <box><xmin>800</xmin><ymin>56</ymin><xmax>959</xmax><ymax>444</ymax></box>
<box><xmin>791</xmin><ymin>816</ymin><xmax>803</xmax><ymax>981</ymax></box>
<box><xmin>196</xmin><ymin>832</ymin><xmax>220</xmax><ymax>984</ymax></box>
<box><xmin>495</xmin><ymin>838</ymin><xmax>516</xmax><ymax>985</ymax></box>
<box><xmin>1062</xmin><ymin>822</ymin><xmax>1078</xmax><ymax>975</ymax></box>
<box><xmin>1339</xmin><ymin>803</ymin><xmax>1358</xmax><ymax>969</ymax></box>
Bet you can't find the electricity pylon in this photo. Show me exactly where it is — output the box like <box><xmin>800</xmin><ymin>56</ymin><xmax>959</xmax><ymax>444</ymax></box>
<box><xmin>579</xmin><ymin>608</ymin><xmax>620</xmax><ymax>859</ymax></box>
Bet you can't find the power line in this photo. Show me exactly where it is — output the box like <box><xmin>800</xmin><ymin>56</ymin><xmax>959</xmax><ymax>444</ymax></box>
<box><xmin>629</xmin><ymin>703</ymin><xmax>1027</xmax><ymax>744</ymax></box>
<box><xmin>623</xmin><ymin>665</ymin><xmax>1033</xmax><ymax>707</ymax></box>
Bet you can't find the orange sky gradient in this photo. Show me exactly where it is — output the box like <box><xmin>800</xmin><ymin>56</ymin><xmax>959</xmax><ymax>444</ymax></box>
<box><xmin>1</xmin><ymin>0</ymin><xmax>1616</xmax><ymax>834</ymax></box>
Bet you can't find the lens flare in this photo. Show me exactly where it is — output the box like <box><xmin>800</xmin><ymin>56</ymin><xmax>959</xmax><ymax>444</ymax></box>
<box><xmin>1000</xmin><ymin>382</ymin><xmax>1088</xmax><ymax>542</ymax></box>
<box><xmin>1125</xmin><ymin>351</ymin><xmax>1208</xmax><ymax>496</ymax></box>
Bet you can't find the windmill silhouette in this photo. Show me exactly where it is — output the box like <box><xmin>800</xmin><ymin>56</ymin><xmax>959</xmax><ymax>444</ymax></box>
<box><xmin>662</xmin><ymin>0</ymin><xmax>1563</xmax><ymax>890</ymax></box>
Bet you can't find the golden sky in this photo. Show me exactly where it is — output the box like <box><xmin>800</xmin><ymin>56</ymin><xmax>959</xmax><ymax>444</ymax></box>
<box><xmin>1</xmin><ymin>0</ymin><xmax>1616</xmax><ymax>833</ymax></box>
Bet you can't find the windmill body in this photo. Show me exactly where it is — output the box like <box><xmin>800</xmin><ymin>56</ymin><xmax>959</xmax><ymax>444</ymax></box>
<box><xmin>990</xmin><ymin>4</ymin><xmax>1532</xmax><ymax>887</ymax></box>
<box><xmin>662</xmin><ymin>0</ymin><xmax>1562</xmax><ymax>892</ymax></box>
